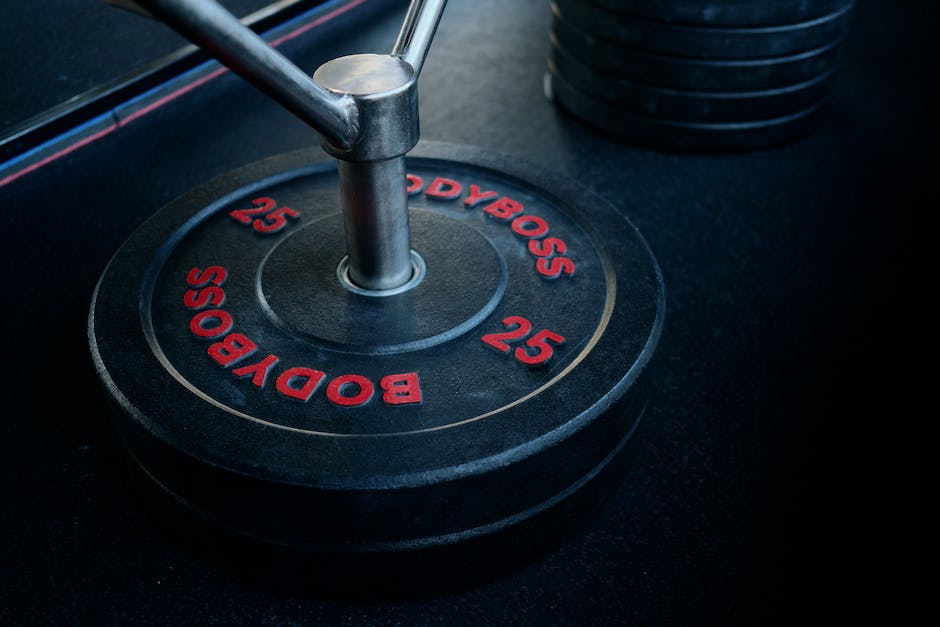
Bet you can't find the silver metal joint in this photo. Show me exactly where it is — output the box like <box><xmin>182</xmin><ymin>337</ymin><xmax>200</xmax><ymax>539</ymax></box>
<box><xmin>314</xmin><ymin>54</ymin><xmax>419</xmax><ymax>162</ymax></box>
<box><xmin>120</xmin><ymin>0</ymin><xmax>449</xmax><ymax>292</ymax></box>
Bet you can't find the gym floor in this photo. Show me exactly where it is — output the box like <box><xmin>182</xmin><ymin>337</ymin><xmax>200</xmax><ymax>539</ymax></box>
<box><xmin>0</xmin><ymin>0</ymin><xmax>920</xmax><ymax>624</ymax></box>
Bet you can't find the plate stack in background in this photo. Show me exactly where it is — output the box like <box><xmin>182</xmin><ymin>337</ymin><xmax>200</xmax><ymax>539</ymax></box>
<box><xmin>545</xmin><ymin>0</ymin><xmax>856</xmax><ymax>150</ymax></box>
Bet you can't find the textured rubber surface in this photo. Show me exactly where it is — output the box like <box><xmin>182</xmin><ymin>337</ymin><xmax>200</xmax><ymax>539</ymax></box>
<box><xmin>546</xmin><ymin>69</ymin><xmax>829</xmax><ymax>150</ymax></box>
<box><xmin>552</xmin><ymin>0</ymin><xmax>854</xmax><ymax>59</ymax></box>
<box><xmin>567</xmin><ymin>0</ymin><xmax>853</xmax><ymax>27</ymax></box>
<box><xmin>548</xmin><ymin>42</ymin><xmax>838</xmax><ymax>122</ymax></box>
<box><xmin>551</xmin><ymin>15</ymin><xmax>844</xmax><ymax>90</ymax></box>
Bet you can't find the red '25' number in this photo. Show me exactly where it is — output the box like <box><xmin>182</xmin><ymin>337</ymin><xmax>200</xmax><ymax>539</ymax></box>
<box><xmin>481</xmin><ymin>315</ymin><xmax>565</xmax><ymax>367</ymax></box>
<box><xmin>229</xmin><ymin>197</ymin><xmax>299</xmax><ymax>234</ymax></box>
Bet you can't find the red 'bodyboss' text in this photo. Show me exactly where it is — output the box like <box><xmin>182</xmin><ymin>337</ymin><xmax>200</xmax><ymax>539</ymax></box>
<box><xmin>184</xmin><ymin>266</ymin><xmax>422</xmax><ymax>407</ymax></box>
<box><xmin>406</xmin><ymin>175</ymin><xmax>576</xmax><ymax>279</ymax></box>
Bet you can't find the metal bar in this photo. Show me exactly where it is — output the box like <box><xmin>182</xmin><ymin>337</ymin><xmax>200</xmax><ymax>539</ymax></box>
<box><xmin>392</xmin><ymin>0</ymin><xmax>447</xmax><ymax>76</ymax></box>
<box><xmin>337</xmin><ymin>157</ymin><xmax>413</xmax><ymax>291</ymax></box>
<box><xmin>134</xmin><ymin>0</ymin><xmax>358</xmax><ymax>149</ymax></box>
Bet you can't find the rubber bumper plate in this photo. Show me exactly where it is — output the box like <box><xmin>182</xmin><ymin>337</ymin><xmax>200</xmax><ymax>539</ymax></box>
<box><xmin>89</xmin><ymin>142</ymin><xmax>664</xmax><ymax>553</ymax></box>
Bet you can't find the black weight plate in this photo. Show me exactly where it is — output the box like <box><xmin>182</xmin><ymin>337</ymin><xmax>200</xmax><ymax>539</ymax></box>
<box><xmin>567</xmin><ymin>0</ymin><xmax>852</xmax><ymax>27</ymax></box>
<box><xmin>89</xmin><ymin>141</ymin><xmax>664</xmax><ymax>553</ymax></box>
<box><xmin>546</xmin><ymin>69</ymin><xmax>828</xmax><ymax>150</ymax></box>
<box><xmin>552</xmin><ymin>0</ymin><xmax>854</xmax><ymax>59</ymax></box>
<box><xmin>551</xmin><ymin>16</ymin><xmax>844</xmax><ymax>90</ymax></box>
<box><xmin>549</xmin><ymin>42</ymin><xmax>838</xmax><ymax>122</ymax></box>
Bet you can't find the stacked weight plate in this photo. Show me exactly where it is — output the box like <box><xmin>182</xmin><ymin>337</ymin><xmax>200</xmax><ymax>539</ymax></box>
<box><xmin>545</xmin><ymin>0</ymin><xmax>855</xmax><ymax>150</ymax></box>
